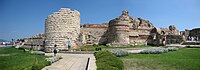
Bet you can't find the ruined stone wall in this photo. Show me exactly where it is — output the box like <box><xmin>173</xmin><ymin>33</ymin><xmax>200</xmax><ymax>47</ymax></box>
<box><xmin>149</xmin><ymin>26</ymin><xmax>183</xmax><ymax>46</ymax></box>
<box><xmin>43</xmin><ymin>9</ymin><xmax>184</xmax><ymax>48</ymax></box>
<box><xmin>189</xmin><ymin>28</ymin><xmax>200</xmax><ymax>38</ymax></box>
<box><xmin>23</xmin><ymin>38</ymin><xmax>45</xmax><ymax>50</ymax></box>
<box><xmin>32</xmin><ymin>33</ymin><xmax>45</xmax><ymax>39</ymax></box>
<box><xmin>181</xmin><ymin>28</ymin><xmax>200</xmax><ymax>41</ymax></box>
<box><xmin>105</xmin><ymin>10</ymin><xmax>156</xmax><ymax>46</ymax></box>
<box><xmin>80</xmin><ymin>26</ymin><xmax>107</xmax><ymax>45</ymax></box>
<box><xmin>129</xmin><ymin>29</ymin><xmax>139</xmax><ymax>44</ymax></box>
<box><xmin>166</xmin><ymin>35</ymin><xmax>184</xmax><ymax>44</ymax></box>
<box><xmin>128</xmin><ymin>15</ymin><xmax>154</xmax><ymax>45</ymax></box>
<box><xmin>45</xmin><ymin>8</ymin><xmax>80</xmax><ymax>51</ymax></box>
<box><xmin>108</xmin><ymin>18</ymin><xmax>130</xmax><ymax>46</ymax></box>
<box><xmin>129</xmin><ymin>29</ymin><xmax>152</xmax><ymax>45</ymax></box>
<box><xmin>24</xmin><ymin>38</ymin><xmax>44</xmax><ymax>46</ymax></box>
<box><xmin>23</xmin><ymin>33</ymin><xmax>45</xmax><ymax>50</ymax></box>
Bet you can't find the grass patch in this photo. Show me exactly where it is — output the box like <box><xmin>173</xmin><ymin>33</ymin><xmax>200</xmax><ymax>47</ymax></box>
<box><xmin>80</xmin><ymin>45</ymin><xmax>107</xmax><ymax>51</ymax></box>
<box><xmin>0</xmin><ymin>47</ymin><xmax>49</xmax><ymax>70</ymax></box>
<box><xmin>120</xmin><ymin>48</ymin><xmax>200</xmax><ymax>70</ymax></box>
<box><xmin>103</xmin><ymin>45</ymin><xmax>152</xmax><ymax>49</ymax></box>
<box><xmin>124</xmin><ymin>45</ymin><xmax>153</xmax><ymax>48</ymax></box>
<box><xmin>80</xmin><ymin>45</ymin><xmax>153</xmax><ymax>51</ymax></box>
<box><xmin>95</xmin><ymin>51</ymin><xmax>124</xmax><ymax>70</ymax></box>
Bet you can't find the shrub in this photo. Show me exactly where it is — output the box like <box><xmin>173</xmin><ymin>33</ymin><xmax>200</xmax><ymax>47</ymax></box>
<box><xmin>45</xmin><ymin>56</ymin><xmax>62</xmax><ymax>64</ymax></box>
<box><xmin>18</xmin><ymin>47</ymin><xmax>25</xmax><ymax>50</ymax></box>
<box><xmin>140</xmin><ymin>47</ymin><xmax>179</xmax><ymax>54</ymax></box>
<box><xmin>107</xmin><ymin>49</ymin><xmax>128</xmax><ymax>57</ymax></box>
<box><xmin>186</xmin><ymin>46</ymin><xmax>190</xmax><ymax>48</ymax></box>
<box><xmin>95</xmin><ymin>47</ymin><xmax>102</xmax><ymax>51</ymax></box>
<box><xmin>140</xmin><ymin>47</ymin><xmax>166</xmax><ymax>54</ymax></box>
<box><xmin>31</xmin><ymin>62</ymin><xmax>50</xmax><ymax>70</ymax></box>
<box><xmin>166</xmin><ymin>47</ymin><xmax>178</xmax><ymax>51</ymax></box>
<box><xmin>95</xmin><ymin>51</ymin><xmax>124</xmax><ymax>70</ymax></box>
<box><xmin>81</xmin><ymin>45</ymin><xmax>107</xmax><ymax>51</ymax></box>
<box><xmin>119</xmin><ymin>45</ymin><xmax>153</xmax><ymax>48</ymax></box>
<box><xmin>31</xmin><ymin>64</ymin><xmax>41</xmax><ymax>70</ymax></box>
<box><xmin>46</xmin><ymin>61</ymin><xmax>51</xmax><ymax>66</ymax></box>
<box><xmin>31</xmin><ymin>51</ymin><xmax>45</xmax><ymax>55</ymax></box>
<box><xmin>186</xmin><ymin>46</ymin><xmax>200</xmax><ymax>48</ymax></box>
<box><xmin>80</xmin><ymin>45</ymin><xmax>95</xmax><ymax>51</ymax></box>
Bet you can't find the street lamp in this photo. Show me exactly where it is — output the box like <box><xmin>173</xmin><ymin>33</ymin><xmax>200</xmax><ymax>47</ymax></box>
<box><xmin>31</xmin><ymin>39</ymin><xmax>33</xmax><ymax>50</ymax></box>
<box><xmin>11</xmin><ymin>39</ymin><xmax>14</xmax><ymax>46</ymax></box>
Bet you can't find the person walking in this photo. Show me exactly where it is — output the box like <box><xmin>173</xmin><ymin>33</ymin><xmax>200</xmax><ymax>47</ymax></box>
<box><xmin>68</xmin><ymin>41</ymin><xmax>71</xmax><ymax>51</ymax></box>
<box><xmin>53</xmin><ymin>44</ymin><xmax>58</xmax><ymax>56</ymax></box>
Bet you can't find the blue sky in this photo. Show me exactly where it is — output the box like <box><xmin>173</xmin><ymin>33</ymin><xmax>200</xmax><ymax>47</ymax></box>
<box><xmin>0</xmin><ymin>0</ymin><xmax>200</xmax><ymax>41</ymax></box>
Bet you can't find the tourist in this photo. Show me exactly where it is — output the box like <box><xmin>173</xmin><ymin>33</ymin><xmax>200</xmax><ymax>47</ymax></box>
<box><xmin>188</xmin><ymin>36</ymin><xmax>191</xmax><ymax>41</ymax></box>
<box><xmin>30</xmin><ymin>44</ymin><xmax>33</xmax><ymax>51</ymax></box>
<box><xmin>53</xmin><ymin>44</ymin><xmax>57</xmax><ymax>56</ymax></box>
<box><xmin>68</xmin><ymin>41</ymin><xmax>71</xmax><ymax>51</ymax></box>
<box><xmin>145</xmin><ymin>40</ymin><xmax>147</xmax><ymax>45</ymax></box>
<box><xmin>191</xmin><ymin>37</ymin><xmax>194</xmax><ymax>41</ymax></box>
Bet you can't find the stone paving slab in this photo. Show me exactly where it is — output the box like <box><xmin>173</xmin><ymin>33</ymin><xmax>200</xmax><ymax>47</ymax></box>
<box><xmin>42</xmin><ymin>53</ymin><xmax>96</xmax><ymax>70</ymax></box>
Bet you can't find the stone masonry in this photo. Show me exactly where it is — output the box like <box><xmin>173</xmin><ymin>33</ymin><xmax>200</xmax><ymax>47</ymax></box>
<box><xmin>107</xmin><ymin>10</ymin><xmax>131</xmax><ymax>46</ymax></box>
<box><xmin>45</xmin><ymin>8</ymin><xmax>80</xmax><ymax>51</ymax></box>
<box><xmin>22</xmin><ymin>8</ymin><xmax>185</xmax><ymax>50</ymax></box>
<box><xmin>80</xmin><ymin>10</ymin><xmax>183</xmax><ymax>46</ymax></box>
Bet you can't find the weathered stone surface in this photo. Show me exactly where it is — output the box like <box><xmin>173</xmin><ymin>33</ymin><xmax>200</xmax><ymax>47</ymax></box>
<box><xmin>79</xmin><ymin>10</ymin><xmax>183</xmax><ymax>46</ymax></box>
<box><xmin>24</xmin><ymin>9</ymin><xmax>185</xmax><ymax>48</ymax></box>
<box><xmin>106</xmin><ymin>10</ymin><xmax>131</xmax><ymax>46</ymax></box>
<box><xmin>23</xmin><ymin>33</ymin><xmax>45</xmax><ymax>50</ymax></box>
<box><xmin>150</xmin><ymin>25</ymin><xmax>183</xmax><ymax>46</ymax></box>
<box><xmin>45</xmin><ymin>8</ymin><xmax>80</xmax><ymax>51</ymax></box>
<box><xmin>82</xmin><ymin>24</ymin><xmax>108</xmax><ymax>28</ymax></box>
<box><xmin>166</xmin><ymin>35</ymin><xmax>184</xmax><ymax>44</ymax></box>
<box><xmin>181</xmin><ymin>28</ymin><xmax>200</xmax><ymax>42</ymax></box>
<box><xmin>80</xmin><ymin>24</ymin><xmax>107</xmax><ymax>45</ymax></box>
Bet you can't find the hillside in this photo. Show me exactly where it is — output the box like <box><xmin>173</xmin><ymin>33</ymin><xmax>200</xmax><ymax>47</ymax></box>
<box><xmin>0</xmin><ymin>39</ymin><xmax>9</xmax><ymax>42</ymax></box>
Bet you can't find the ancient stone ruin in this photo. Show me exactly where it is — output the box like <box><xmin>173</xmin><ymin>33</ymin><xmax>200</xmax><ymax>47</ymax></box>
<box><xmin>106</xmin><ymin>10</ymin><xmax>131</xmax><ymax>46</ymax></box>
<box><xmin>45</xmin><ymin>8</ymin><xmax>80</xmax><ymax>51</ymax></box>
<box><xmin>80</xmin><ymin>10</ymin><xmax>182</xmax><ymax>46</ymax></box>
<box><xmin>181</xmin><ymin>28</ymin><xmax>200</xmax><ymax>45</ymax></box>
<box><xmin>22</xmin><ymin>8</ymin><xmax>188</xmax><ymax>51</ymax></box>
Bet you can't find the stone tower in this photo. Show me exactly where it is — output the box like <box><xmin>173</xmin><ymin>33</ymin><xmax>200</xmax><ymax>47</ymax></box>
<box><xmin>107</xmin><ymin>10</ymin><xmax>133</xmax><ymax>46</ymax></box>
<box><xmin>45</xmin><ymin>8</ymin><xmax>80</xmax><ymax>51</ymax></box>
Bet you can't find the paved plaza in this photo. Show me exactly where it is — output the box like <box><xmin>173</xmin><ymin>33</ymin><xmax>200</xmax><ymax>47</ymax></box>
<box><xmin>42</xmin><ymin>53</ymin><xmax>96</xmax><ymax>70</ymax></box>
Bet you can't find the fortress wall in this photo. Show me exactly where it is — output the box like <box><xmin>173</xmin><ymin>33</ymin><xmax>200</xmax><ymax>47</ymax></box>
<box><xmin>80</xmin><ymin>27</ymin><xmax>107</xmax><ymax>45</ymax></box>
<box><xmin>45</xmin><ymin>8</ymin><xmax>80</xmax><ymax>51</ymax></box>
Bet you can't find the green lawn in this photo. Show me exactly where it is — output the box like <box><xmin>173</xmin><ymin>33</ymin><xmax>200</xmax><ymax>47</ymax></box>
<box><xmin>80</xmin><ymin>45</ymin><xmax>152</xmax><ymax>51</ymax></box>
<box><xmin>120</xmin><ymin>48</ymin><xmax>200</xmax><ymax>70</ymax></box>
<box><xmin>102</xmin><ymin>45</ymin><xmax>152</xmax><ymax>49</ymax></box>
<box><xmin>95</xmin><ymin>51</ymin><xmax>124</xmax><ymax>70</ymax></box>
<box><xmin>0</xmin><ymin>47</ymin><xmax>49</xmax><ymax>70</ymax></box>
